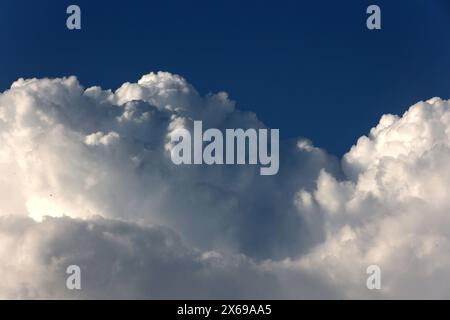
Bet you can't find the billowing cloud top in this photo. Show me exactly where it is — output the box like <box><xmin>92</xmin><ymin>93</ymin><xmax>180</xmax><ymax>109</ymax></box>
<box><xmin>0</xmin><ymin>72</ymin><xmax>449</xmax><ymax>299</ymax></box>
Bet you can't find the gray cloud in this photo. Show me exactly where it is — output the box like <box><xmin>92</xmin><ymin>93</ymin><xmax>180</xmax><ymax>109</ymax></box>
<box><xmin>0</xmin><ymin>215</ymin><xmax>338</xmax><ymax>299</ymax></box>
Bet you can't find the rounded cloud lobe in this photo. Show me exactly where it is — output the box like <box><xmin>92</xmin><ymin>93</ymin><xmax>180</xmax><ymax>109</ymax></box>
<box><xmin>1</xmin><ymin>73</ymin><xmax>450</xmax><ymax>298</ymax></box>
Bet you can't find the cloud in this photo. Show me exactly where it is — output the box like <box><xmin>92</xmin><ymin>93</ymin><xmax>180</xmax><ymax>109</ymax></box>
<box><xmin>0</xmin><ymin>73</ymin><xmax>337</xmax><ymax>260</ymax></box>
<box><xmin>1</xmin><ymin>73</ymin><xmax>450</xmax><ymax>298</ymax></box>
<box><xmin>0</xmin><ymin>215</ymin><xmax>338</xmax><ymax>299</ymax></box>
<box><xmin>294</xmin><ymin>98</ymin><xmax>450</xmax><ymax>298</ymax></box>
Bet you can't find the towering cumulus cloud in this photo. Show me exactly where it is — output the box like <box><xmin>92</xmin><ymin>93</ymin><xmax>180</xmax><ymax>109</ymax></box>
<box><xmin>0</xmin><ymin>72</ymin><xmax>450</xmax><ymax>298</ymax></box>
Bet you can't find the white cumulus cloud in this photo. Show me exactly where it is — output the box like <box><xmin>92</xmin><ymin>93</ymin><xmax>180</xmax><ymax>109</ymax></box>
<box><xmin>1</xmin><ymin>72</ymin><xmax>450</xmax><ymax>298</ymax></box>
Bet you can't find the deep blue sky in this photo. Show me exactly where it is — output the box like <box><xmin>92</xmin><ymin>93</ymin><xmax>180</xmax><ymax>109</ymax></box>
<box><xmin>1</xmin><ymin>0</ymin><xmax>450</xmax><ymax>156</ymax></box>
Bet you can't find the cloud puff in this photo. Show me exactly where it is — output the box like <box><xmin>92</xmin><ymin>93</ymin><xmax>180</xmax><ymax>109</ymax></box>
<box><xmin>1</xmin><ymin>72</ymin><xmax>450</xmax><ymax>298</ymax></box>
<box><xmin>0</xmin><ymin>73</ymin><xmax>337</xmax><ymax>260</ymax></box>
<box><xmin>295</xmin><ymin>98</ymin><xmax>450</xmax><ymax>298</ymax></box>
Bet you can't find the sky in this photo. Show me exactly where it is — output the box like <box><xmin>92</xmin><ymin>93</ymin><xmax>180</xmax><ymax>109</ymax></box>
<box><xmin>2</xmin><ymin>0</ymin><xmax>450</xmax><ymax>155</ymax></box>
<box><xmin>2</xmin><ymin>1</ymin><xmax>450</xmax><ymax>299</ymax></box>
